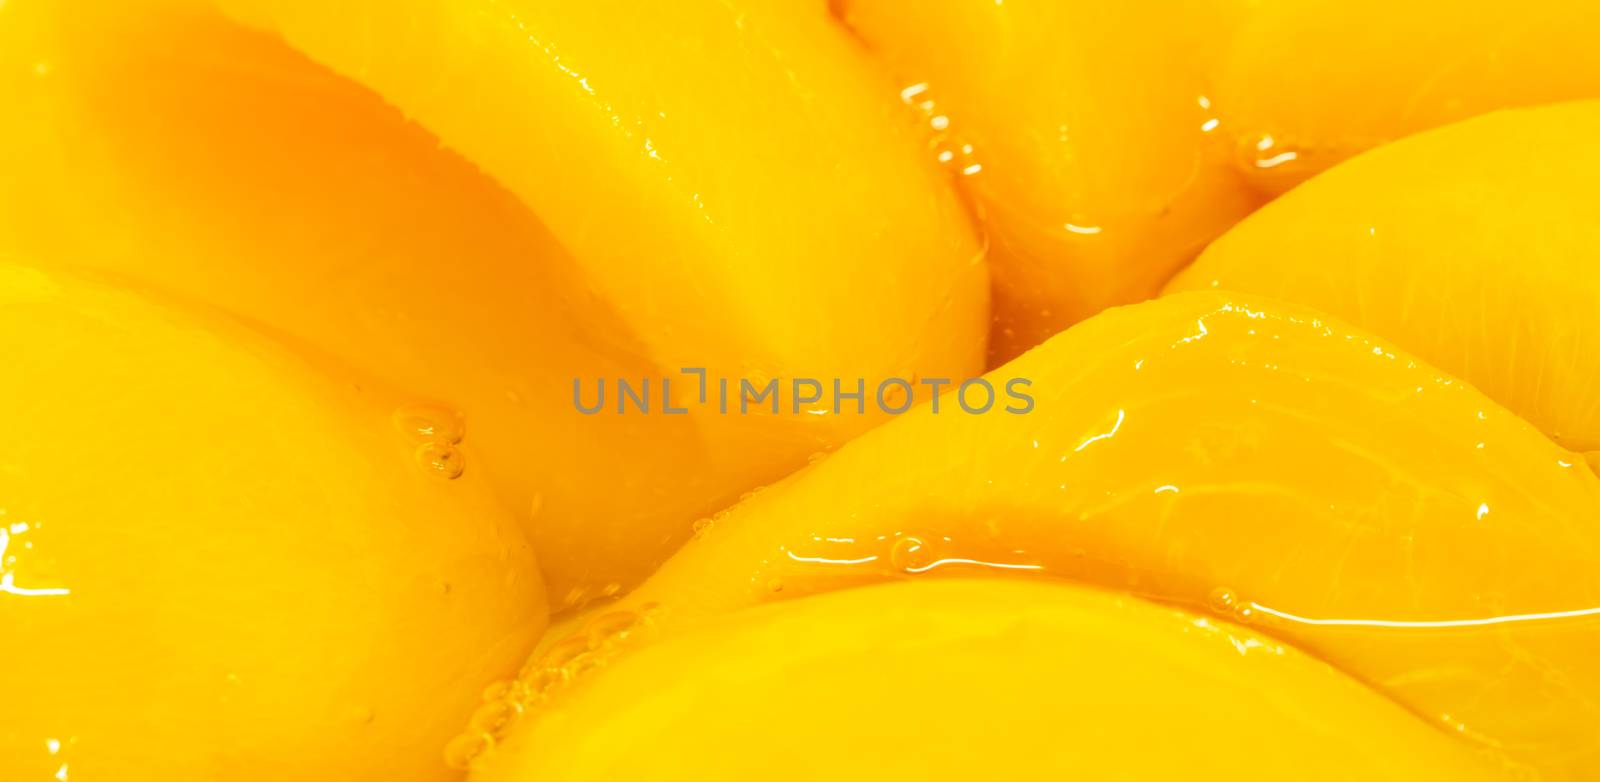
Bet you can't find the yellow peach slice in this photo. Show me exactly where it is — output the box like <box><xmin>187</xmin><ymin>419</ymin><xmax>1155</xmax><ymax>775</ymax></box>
<box><xmin>215</xmin><ymin>0</ymin><xmax>989</xmax><ymax>391</ymax></box>
<box><xmin>2</xmin><ymin>0</ymin><xmax>986</xmax><ymax>599</ymax></box>
<box><xmin>0</xmin><ymin>261</ymin><xmax>545</xmax><ymax>781</ymax></box>
<box><xmin>0</xmin><ymin>0</ymin><xmax>694</xmax><ymax>607</ymax></box>
<box><xmin>469</xmin><ymin>580</ymin><xmax>1507</xmax><ymax>780</ymax></box>
<box><xmin>1169</xmin><ymin>101</ymin><xmax>1600</xmax><ymax>453</ymax></box>
<box><xmin>1215</xmin><ymin>0</ymin><xmax>1600</xmax><ymax>196</ymax></box>
<box><xmin>837</xmin><ymin>0</ymin><xmax>1600</xmax><ymax>361</ymax></box>
<box><xmin>834</xmin><ymin>0</ymin><xmax>1259</xmax><ymax>361</ymax></box>
<box><xmin>602</xmin><ymin>291</ymin><xmax>1600</xmax><ymax>779</ymax></box>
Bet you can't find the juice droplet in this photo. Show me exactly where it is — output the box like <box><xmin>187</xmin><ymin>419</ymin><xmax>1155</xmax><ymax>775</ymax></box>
<box><xmin>481</xmin><ymin>680</ymin><xmax>513</xmax><ymax>703</ymax></box>
<box><xmin>393</xmin><ymin>403</ymin><xmax>464</xmax><ymax>444</ymax></box>
<box><xmin>469</xmin><ymin>699</ymin><xmax>520</xmax><ymax>737</ymax></box>
<box><xmin>889</xmin><ymin>535</ymin><xmax>933</xmax><ymax>573</ymax></box>
<box><xmin>1231</xmin><ymin>602</ymin><xmax>1259</xmax><ymax>625</ymax></box>
<box><xmin>416</xmin><ymin>442</ymin><xmax>465</xmax><ymax>479</ymax></box>
<box><xmin>518</xmin><ymin>665</ymin><xmax>559</xmax><ymax>695</ymax></box>
<box><xmin>442</xmin><ymin>731</ymin><xmax>494</xmax><ymax>770</ymax></box>
<box><xmin>741</xmin><ymin>366</ymin><xmax>772</xmax><ymax>392</ymax></box>
<box><xmin>491</xmin><ymin>611</ymin><xmax>664</xmax><ymax>735</ymax></box>
<box><xmin>564</xmin><ymin>651</ymin><xmax>605</xmax><ymax>678</ymax></box>
<box><xmin>691</xmin><ymin>517</ymin><xmax>714</xmax><ymax>539</ymax></box>
<box><xmin>1238</xmin><ymin>133</ymin><xmax>1304</xmax><ymax>176</ymax></box>
<box><xmin>586</xmin><ymin>610</ymin><xmax>644</xmax><ymax>650</ymax></box>
<box><xmin>898</xmin><ymin>81</ymin><xmax>982</xmax><ymax>176</ymax></box>
<box><xmin>541</xmin><ymin>636</ymin><xmax>593</xmax><ymax>671</ymax></box>
<box><xmin>561</xmin><ymin>586</ymin><xmax>588</xmax><ymax>608</ymax></box>
<box><xmin>881</xmin><ymin>382</ymin><xmax>910</xmax><ymax>410</ymax></box>
<box><xmin>1206</xmin><ymin>587</ymin><xmax>1238</xmax><ymax>614</ymax></box>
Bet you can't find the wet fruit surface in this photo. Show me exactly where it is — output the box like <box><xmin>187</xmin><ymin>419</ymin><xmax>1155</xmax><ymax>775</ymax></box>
<box><xmin>836</xmin><ymin>0</ymin><xmax>1258</xmax><ymax>362</ymax></box>
<box><xmin>212</xmin><ymin>0</ymin><xmax>991</xmax><ymax>595</ymax></box>
<box><xmin>836</xmin><ymin>0</ymin><xmax>1600</xmax><ymax>358</ymax></box>
<box><xmin>3</xmin><ymin>0</ymin><xmax>987</xmax><ymax>604</ymax></box>
<box><xmin>1168</xmin><ymin>101</ymin><xmax>1600</xmax><ymax>453</ymax></box>
<box><xmin>0</xmin><ymin>262</ymin><xmax>547</xmax><ymax>780</ymax></box>
<box><xmin>471</xmin><ymin>580</ymin><xmax>1512</xmax><ymax>780</ymax></box>
<box><xmin>3</xmin><ymin>0</ymin><xmax>1600</xmax><ymax>779</ymax></box>
<box><xmin>1213</xmin><ymin>0</ymin><xmax>1600</xmax><ymax>196</ymax></box>
<box><xmin>601</xmin><ymin>291</ymin><xmax>1600</xmax><ymax>778</ymax></box>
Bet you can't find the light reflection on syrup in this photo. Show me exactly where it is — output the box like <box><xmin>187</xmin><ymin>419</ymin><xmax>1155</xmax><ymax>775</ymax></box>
<box><xmin>746</xmin><ymin>497</ymin><xmax>1600</xmax><ymax>774</ymax></box>
<box><xmin>762</xmin><ymin>531</ymin><xmax>1057</xmax><ymax>604</ymax></box>
<box><xmin>1073</xmin><ymin>408</ymin><xmax>1126</xmax><ymax>452</ymax></box>
<box><xmin>758</xmin><ymin>513</ymin><xmax>1600</xmax><ymax>639</ymax></box>
<box><xmin>0</xmin><ymin>519</ymin><xmax>70</xmax><ymax>598</ymax></box>
<box><xmin>1247</xmin><ymin>600</ymin><xmax>1600</xmax><ymax>630</ymax></box>
<box><xmin>897</xmin><ymin>80</ymin><xmax>982</xmax><ymax>179</ymax></box>
<box><xmin>607</xmin><ymin>296</ymin><xmax>1595</xmax><ymax>775</ymax></box>
<box><xmin>903</xmin><ymin>557</ymin><xmax>1043</xmax><ymax>574</ymax></box>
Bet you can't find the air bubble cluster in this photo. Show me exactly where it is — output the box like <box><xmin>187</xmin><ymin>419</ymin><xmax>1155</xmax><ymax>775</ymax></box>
<box><xmin>442</xmin><ymin>603</ymin><xmax>665</xmax><ymax>769</ymax></box>
<box><xmin>1206</xmin><ymin>586</ymin><xmax>1260</xmax><ymax>625</ymax></box>
<box><xmin>898</xmin><ymin>81</ymin><xmax>983</xmax><ymax>177</ymax></box>
<box><xmin>394</xmin><ymin>403</ymin><xmax>467</xmax><ymax>479</ymax></box>
<box><xmin>691</xmin><ymin>517</ymin><xmax>715</xmax><ymax>539</ymax></box>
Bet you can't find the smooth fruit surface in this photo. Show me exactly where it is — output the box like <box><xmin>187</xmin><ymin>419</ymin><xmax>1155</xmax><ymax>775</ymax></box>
<box><xmin>836</xmin><ymin>0</ymin><xmax>1257</xmax><ymax>361</ymax></box>
<box><xmin>0</xmin><ymin>262</ymin><xmax>546</xmax><ymax>781</ymax></box>
<box><xmin>1215</xmin><ymin>0</ymin><xmax>1600</xmax><ymax>195</ymax></box>
<box><xmin>1169</xmin><ymin>101</ymin><xmax>1600</xmax><ymax>453</ymax></box>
